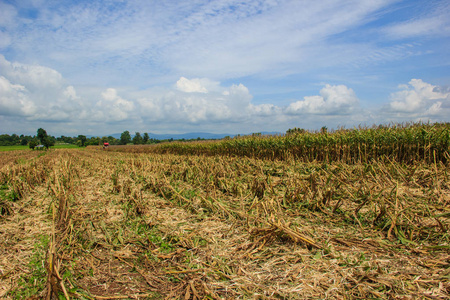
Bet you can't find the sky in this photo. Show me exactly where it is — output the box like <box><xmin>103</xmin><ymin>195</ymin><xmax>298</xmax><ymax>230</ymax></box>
<box><xmin>0</xmin><ymin>0</ymin><xmax>449</xmax><ymax>137</ymax></box>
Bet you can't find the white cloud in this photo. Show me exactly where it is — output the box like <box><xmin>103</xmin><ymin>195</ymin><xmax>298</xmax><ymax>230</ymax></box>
<box><xmin>286</xmin><ymin>84</ymin><xmax>359</xmax><ymax>115</ymax></box>
<box><xmin>63</xmin><ymin>86</ymin><xmax>78</xmax><ymax>100</ymax></box>
<box><xmin>0</xmin><ymin>53</ymin><xmax>448</xmax><ymax>136</ymax></box>
<box><xmin>0</xmin><ymin>0</ymin><xmax>403</xmax><ymax>84</ymax></box>
<box><xmin>137</xmin><ymin>81</ymin><xmax>253</xmax><ymax>124</ymax></box>
<box><xmin>0</xmin><ymin>2</ymin><xmax>17</xmax><ymax>27</ymax></box>
<box><xmin>163</xmin><ymin>0</ymin><xmax>397</xmax><ymax>79</ymax></box>
<box><xmin>247</xmin><ymin>103</ymin><xmax>281</xmax><ymax>116</ymax></box>
<box><xmin>425</xmin><ymin>101</ymin><xmax>442</xmax><ymax>115</ymax></box>
<box><xmin>385</xmin><ymin>17</ymin><xmax>450</xmax><ymax>39</ymax></box>
<box><xmin>0</xmin><ymin>31</ymin><xmax>11</xmax><ymax>48</ymax></box>
<box><xmin>389</xmin><ymin>79</ymin><xmax>448</xmax><ymax>112</ymax></box>
<box><xmin>0</xmin><ymin>0</ymin><xmax>447</xmax><ymax>110</ymax></box>
<box><xmin>176</xmin><ymin>77</ymin><xmax>209</xmax><ymax>93</ymax></box>
<box><xmin>0</xmin><ymin>55</ymin><xmax>89</xmax><ymax>122</ymax></box>
<box><xmin>96</xmin><ymin>88</ymin><xmax>135</xmax><ymax>122</ymax></box>
<box><xmin>0</xmin><ymin>55</ymin><xmax>64</xmax><ymax>91</ymax></box>
<box><xmin>0</xmin><ymin>76</ymin><xmax>36</xmax><ymax>116</ymax></box>
<box><xmin>383</xmin><ymin>3</ymin><xmax>450</xmax><ymax>39</ymax></box>
<box><xmin>386</xmin><ymin>79</ymin><xmax>450</xmax><ymax>119</ymax></box>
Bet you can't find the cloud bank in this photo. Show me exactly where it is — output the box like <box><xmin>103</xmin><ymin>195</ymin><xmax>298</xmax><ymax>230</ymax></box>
<box><xmin>1</xmin><ymin>55</ymin><xmax>449</xmax><ymax>135</ymax></box>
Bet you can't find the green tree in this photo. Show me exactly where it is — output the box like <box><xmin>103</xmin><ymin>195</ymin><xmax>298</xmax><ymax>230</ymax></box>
<box><xmin>42</xmin><ymin>136</ymin><xmax>55</xmax><ymax>149</ymax></box>
<box><xmin>106</xmin><ymin>136</ymin><xmax>118</xmax><ymax>145</ymax></box>
<box><xmin>78</xmin><ymin>135</ymin><xmax>87</xmax><ymax>147</ymax></box>
<box><xmin>37</xmin><ymin>128</ymin><xmax>47</xmax><ymax>144</ymax></box>
<box><xmin>143</xmin><ymin>133</ymin><xmax>149</xmax><ymax>144</ymax></box>
<box><xmin>120</xmin><ymin>131</ymin><xmax>131</xmax><ymax>145</ymax></box>
<box><xmin>36</xmin><ymin>128</ymin><xmax>54</xmax><ymax>149</ymax></box>
<box><xmin>29</xmin><ymin>140</ymin><xmax>38</xmax><ymax>150</ymax></box>
<box><xmin>133</xmin><ymin>132</ymin><xmax>143</xmax><ymax>145</ymax></box>
<box><xmin>87</xmin><ymin>137</ymin><xmax>100</xmax><ymax>146</ymax></box>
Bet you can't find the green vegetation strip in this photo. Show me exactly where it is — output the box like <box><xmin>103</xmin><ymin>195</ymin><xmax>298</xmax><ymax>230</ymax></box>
<box><xmin>0</xmin><ymin>144</ymin><xmax>79</xmax><ymax>151</ymax></box>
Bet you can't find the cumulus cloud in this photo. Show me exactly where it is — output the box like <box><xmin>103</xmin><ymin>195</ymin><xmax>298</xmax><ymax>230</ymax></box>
<box><xmin>247</xmin><ymin>103</ymin><xmax>281</xmax><ymax>117</ymax></box>
<box><xmin>0</xmin><ymin>55</ymin><xmax>63</xmax><ymax>91</ymax></box>
<box><xmin>0</xmin><ymin>76</ymin><xmax>35</xmax><ymax>116</ymax></box>
<box><xmin>137</xmin><ymin>80</ymin><xmax>253</xmax><ymax>124</ymax></box>
<box><xmin>386</xmin><ymin>79</ymin><xmax>450</xmax><ymax>118</ymax></box>
<box><xmin>95</xmin><ymin>88</ymin><xmax>135</xmax><ymax>122</ymax></box>
<box><xmin>0</xmin><ymin>54</ymin><xmax>447</xmax><ymax>136</ymax></box>
<box><xmin>176</xmin><ymin>77</ymin><xmax>208</xmax><ymax>93</ymax></box>
<box><xmin>138</xmin><ymin>93</ymin><xmax>215</xmax><ymax>124</ymax></box>
<box><xmin>0</xmin><ymin>55</ymin><xmax>261</xmax><ymax>131</ymax></box>
<box><xmin>134</xmin><ymin>80</ymin><xmax>362</xmax><ymax>132</ymax></box>
<box><xmin>286</xmin><ymin>84</ymin><xmax>359</xmax><ymax>115</ymax></box>
<box><xmin>0</xmin><ymin>55</ymin><xmax>89</xmax><ymax>122</ymax></box>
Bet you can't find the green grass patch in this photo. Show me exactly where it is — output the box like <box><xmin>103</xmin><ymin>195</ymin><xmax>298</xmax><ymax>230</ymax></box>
<box><xmin>0</xmin><ymin>145</ymin><xmax>29</xmax><ymax>151</ymax></box>
<box><xmin>53</xmin><ymin>144</ymin><xmax>79</xmax><ymax>149</ymax></box>
<box><xmin>8</xmin><ymin>235</ymin><xmax>50</xmax><ymax>299</ymax></box>
<box><xmin>0</xmin><ymin>144</ymin><xmax>79</xmax><ymax>151</ymax></box>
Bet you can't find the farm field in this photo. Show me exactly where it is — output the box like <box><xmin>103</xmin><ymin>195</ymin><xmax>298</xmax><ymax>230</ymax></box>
<box><xmin>0</xmin><ymin>144</ymin><xmax>79</xmax><ymax>152</ymax></box>
<box><xmin>0</xmin><ymin>145</ymin><xmax>449</xmax><ymax>299</ymax></box>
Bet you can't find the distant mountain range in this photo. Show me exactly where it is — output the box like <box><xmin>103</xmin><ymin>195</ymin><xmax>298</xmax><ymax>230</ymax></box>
<box><xmin>98</xmin><ymin>131</ymin><xmax>281</xmax><ymax>140</ymax></box>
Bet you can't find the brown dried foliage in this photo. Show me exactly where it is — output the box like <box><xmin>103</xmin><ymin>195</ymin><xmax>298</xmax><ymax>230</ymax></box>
<box><xmin>0</xmin><ymin>148</ymin><xmax>449</xmax><ymax>299</ymax></box>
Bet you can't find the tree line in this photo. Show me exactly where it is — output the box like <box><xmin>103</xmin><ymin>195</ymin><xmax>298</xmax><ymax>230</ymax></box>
<box><xmin>0</xmin><ymin>129</ymin><xmax>206</xmax><ymax>148</ymax></box>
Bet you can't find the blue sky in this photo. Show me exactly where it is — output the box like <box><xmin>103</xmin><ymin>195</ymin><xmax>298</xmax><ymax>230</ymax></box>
<box><xmin>0</xmin><ymin>0</ymin><xmax>449</xmax><ymax>136</ymax></box>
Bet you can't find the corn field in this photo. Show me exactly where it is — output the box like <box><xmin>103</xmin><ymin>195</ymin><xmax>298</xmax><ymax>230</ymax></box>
<box><xmin>112</xmin><ymin>122</ymin><xmax>450</xmax><ymax>164</ymax></box>
<box><xmin>0</xmin><ymin>126</ymin><xmax>449</xmax><ymax>298</ymax></box>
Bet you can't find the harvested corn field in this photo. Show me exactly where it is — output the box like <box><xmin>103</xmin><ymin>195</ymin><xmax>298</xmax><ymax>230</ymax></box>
<box><xmin>0</xmin><ymin>148</ymin><xmax>449</xmax><ymax>299</ymax></box>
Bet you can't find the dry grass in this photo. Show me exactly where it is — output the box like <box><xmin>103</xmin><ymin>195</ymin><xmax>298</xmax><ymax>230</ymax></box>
<box><xmin>0</xmin><ymin>148</ymin><xmax>449</xmax><ymax>299</ymax></box>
